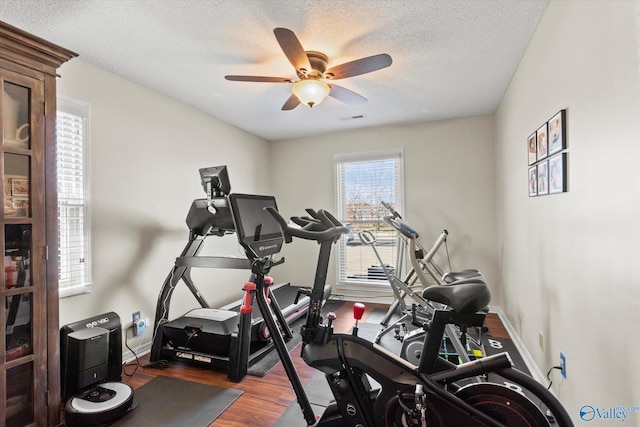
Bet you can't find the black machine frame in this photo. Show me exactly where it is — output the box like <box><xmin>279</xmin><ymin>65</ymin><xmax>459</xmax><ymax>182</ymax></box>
<box><xmin>149</xmin><ymin>167</ymin><xmax>310</xmax><ymax>382</ymax></box>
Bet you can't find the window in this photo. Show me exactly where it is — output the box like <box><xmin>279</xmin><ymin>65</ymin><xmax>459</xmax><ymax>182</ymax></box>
<box><xmin>56</xmin><ymin>96</ymin><xmax>91</xmax><ymax>297</ymax></box>
<box><xmin>335</xmin><ymin>149</ymin><xmax>404</xmax><ymax>288</ymax></box>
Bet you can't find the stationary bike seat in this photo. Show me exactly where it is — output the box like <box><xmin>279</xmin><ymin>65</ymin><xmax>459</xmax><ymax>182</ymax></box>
<box><xmin>443</xmin><ymin>269</ymin><xmax>484</xmax><ymax>284</ymax></box>
<box><xmin>422</xmin><ymin>282</ymin><xmax>490</xmax><ymax>313</ymax></box>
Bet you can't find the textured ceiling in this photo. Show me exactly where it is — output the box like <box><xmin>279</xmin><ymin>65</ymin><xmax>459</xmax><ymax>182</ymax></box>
<box><xmin>0</xmin><ymin>0</ymin><xmax>548</xmax><ymax>141</ymax></box>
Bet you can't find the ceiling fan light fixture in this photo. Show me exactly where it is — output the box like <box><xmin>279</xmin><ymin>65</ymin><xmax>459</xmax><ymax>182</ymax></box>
<box><xmin>292</xmin><ymin>79</ymin><xmax>330</xmax><ymax>107</ymax></box>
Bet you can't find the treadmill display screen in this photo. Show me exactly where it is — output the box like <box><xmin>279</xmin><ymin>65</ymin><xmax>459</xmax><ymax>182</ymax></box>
<box><xmin>229</xmin><ymin>194</ymin><xmax>283</xmax><ymax>258</ymax></box>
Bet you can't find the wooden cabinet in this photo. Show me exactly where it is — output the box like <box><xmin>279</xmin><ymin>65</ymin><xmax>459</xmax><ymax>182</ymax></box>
<box><xmin>0</xmin><ymin>21</ymin><xmax>76</xmax><ymax>427</ymax></box>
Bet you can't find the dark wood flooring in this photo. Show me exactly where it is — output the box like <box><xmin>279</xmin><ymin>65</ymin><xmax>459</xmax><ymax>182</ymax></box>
<box><xmin>122</xmin><ymin>303</ymin><xmax>507</xmax><ymax>426</ymax></box>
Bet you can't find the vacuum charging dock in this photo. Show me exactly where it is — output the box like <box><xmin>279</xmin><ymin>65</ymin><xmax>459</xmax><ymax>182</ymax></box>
<box><xmin>61</xmin><ymin>312</ymin><xmax>135</xmax><ymax>426</ymax></box>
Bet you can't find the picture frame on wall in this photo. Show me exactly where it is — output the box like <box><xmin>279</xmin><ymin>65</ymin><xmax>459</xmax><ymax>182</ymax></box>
<box><xmin>537</xmin><ymin>160</ymin><xmax>549</xmax><ymax>195</ymax></box>
<box><xmin>528</xmin><ymin>166</ymin><xmax>538</xmax><ymax>197</ymax></box>
<box><xmin>548</xmin><ymin>109</ymin><xmax>566</xmax><ymax>155</ymax></box>
<box><xmin>528</xmin><ymin>132</ymin><xmax>537</xmax><ymax>165</ymax></box>
<box><xmin>549</xmin><ymin>153</ymin><xmax>567</xmax><ymax>194</ymax></box>
<box><xmin>536</xmin><ymin>122</ymin><xmax>548</xmax><ymax>161</ymax></box>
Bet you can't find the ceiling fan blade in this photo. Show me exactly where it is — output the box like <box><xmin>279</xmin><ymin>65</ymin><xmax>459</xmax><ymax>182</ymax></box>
<box><xmin>281</xmin><ymin>94</ymin><xmax>301</xmax><ymax>110</ymax></box>
<box><xmin>273</xmin><ymin>27</ymin><xmax>311</xmax><ymax>72</ymax></box>
<box><xmin>329</xmin><ymin>84</ymin><xmax>368</xmax><ymax>105</ymax></box>
<box><xmin>225</xmin><ymin>75</ymin><xmax>292</xmax><ymax>83</ymax></box>
<box><xmin>325</xmin><ymin>53</ymin><xmax>392</xmax><ymax>79</ymax></box>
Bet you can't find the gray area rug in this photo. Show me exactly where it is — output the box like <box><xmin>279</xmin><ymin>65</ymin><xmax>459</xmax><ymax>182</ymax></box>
<box><xmin>274</xmin><ymin>371</ymin><xmax>332</xmax><ymax>426</ymax></box>
<box><xmin>111</xmin><ymin>376</ymin><xmax>242</xmax><ymax>427</ymax></box>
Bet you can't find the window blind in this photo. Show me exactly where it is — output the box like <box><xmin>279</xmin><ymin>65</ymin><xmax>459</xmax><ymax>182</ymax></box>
<box><xmin>56</xmin><ymin>97</ymin><xmax>91</xmax><ymax>297</ymax></box>
<box><xmin>335</xmin><ymin>149</ymin><xmax>404</xmax><ymax>287</ymax></box>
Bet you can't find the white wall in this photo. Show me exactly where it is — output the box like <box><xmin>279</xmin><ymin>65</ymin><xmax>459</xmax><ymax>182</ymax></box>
<box><xmin>56</xmin><ymin>59</ymin><xmax>270</xmax><ymax>348</ymax></box>
<box><xmin>495</xmin><ymin>0</ymin><xmax>640</xmax><ymax>420</ymax></box>
<box><xmin>269</xmin><ymin>116</ymin><xmax>499</xmax><ymax>303</ymax></box>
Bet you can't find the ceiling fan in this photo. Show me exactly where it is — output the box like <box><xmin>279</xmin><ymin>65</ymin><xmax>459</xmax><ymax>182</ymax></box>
<box><xmin>225</xmin><ymin>28</ymin><xmax>392</xmax><ymax>110</ymax></box>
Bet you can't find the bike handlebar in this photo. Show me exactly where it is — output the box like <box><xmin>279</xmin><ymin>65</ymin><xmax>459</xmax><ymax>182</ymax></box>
<box><xmin>264</xmin><ymin>206</ymin><xmax>349</xmax><ymax>243</ymax></box>
<box><xmin>381</xmin><ymin>200</ymin><xmax>402</xmax><ymax>220</ymax></box>
<box><xmin>384</xmin><ymin>215</ymin><xmax>419</xmax><ymax>239</ymax></box>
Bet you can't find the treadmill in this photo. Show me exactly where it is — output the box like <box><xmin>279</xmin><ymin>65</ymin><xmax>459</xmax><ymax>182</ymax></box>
<box><xmin>149</xmin><ymin>166</ymin><xmax>319</xmax><ymax>381</ymax></box>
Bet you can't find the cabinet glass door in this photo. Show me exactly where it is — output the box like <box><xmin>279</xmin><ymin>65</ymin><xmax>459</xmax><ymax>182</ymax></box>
<box><xmin>2</xmin><ymin>82</ymin><xmax>30</xmax><ymax>150</ymax></box>
<box><xmin>1</xmin><ymin>69</ymin><xmax>46</xmax><ymax>427</ymax></box>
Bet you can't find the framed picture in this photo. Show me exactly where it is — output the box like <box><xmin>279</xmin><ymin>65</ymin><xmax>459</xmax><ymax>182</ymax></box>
<box><xmin>548</xmin><ymin>153</ymin><xmax>567</xmax><ymax>194</ymax></box>
<box><xmin>528</xmin><ymin>166</ymin><xmax>538</xmax><ymax>197</ymax></box>
<box><xmin>536</xmin><ymin>123</ymin><xmax>548</xmax><ymax>161</ymax></box>
<box><xmin>527</xmin><ymin>132</ymin><xmax>537</xmax><ymax>165</ymax></box>
<box><xmin>548</xmin><ymin>109</ymin><xmax>566</xmax><ymax>155</ymax></box>
<box><xmin>8</xmin><ymin>197</ymin><xmax>28</xmax><ymax>217</ymax></box>
<box><xmin>11</xmin><ymin>178</ymin><xmax>28</xmax><ymax>197</ymax></box>
<box><xmin>537</xmin><ymin>160</ymin><xmax>549</xmax><ymax>195</ymax></box>
<box><xmin>3</xmin><ymin>174</ymin><xmax>29</xmax><ymax>217</ymax></box>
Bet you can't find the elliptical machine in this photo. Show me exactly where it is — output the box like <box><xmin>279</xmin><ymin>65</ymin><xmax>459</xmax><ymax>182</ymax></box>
<box><xmin>364</xmin><ymin>202</ymin><xmax>488</xmax><ymax>365</ymax></box>
<box><xmin>227</xmin><ymin>194</ymin><xmax>574</xmax><ymax>426</ymax></box>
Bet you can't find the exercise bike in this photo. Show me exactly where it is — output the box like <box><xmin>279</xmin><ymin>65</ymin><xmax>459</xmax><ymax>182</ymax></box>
<box><xmin>226</xmin><ymin>193</ymin><xmax>574</xmax><ymax>426</ymax></box>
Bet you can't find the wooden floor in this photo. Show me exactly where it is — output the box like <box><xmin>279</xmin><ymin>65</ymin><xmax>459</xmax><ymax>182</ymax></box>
<box><xmin>122</xmin><ymin>303</ymin><xmax>508</xmax><ymax>426</ymax></box>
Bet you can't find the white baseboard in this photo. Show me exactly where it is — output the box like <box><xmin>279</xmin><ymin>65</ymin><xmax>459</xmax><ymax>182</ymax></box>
<box><xmin>329</xmin><ymin>294</ymin><xmax>395</xmax><ymax>304</ymax></box>
<box><xmin>123</xmin><ymin>341</ymin><xmax>152</xmax><ymax>364</ymax></box>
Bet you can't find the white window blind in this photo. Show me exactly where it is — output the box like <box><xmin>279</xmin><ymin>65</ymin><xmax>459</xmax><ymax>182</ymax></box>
<box><xmin>56</xmin><ymin>96</ymin><xmax>91</xmax><ymax>297</ymax></box>
<box><xmin>335</xmin><ymin>149</ymin><xmax>404</xmax><ymax>288</ymax></box>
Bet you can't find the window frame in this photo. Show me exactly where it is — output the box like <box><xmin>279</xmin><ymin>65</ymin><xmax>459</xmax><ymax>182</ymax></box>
<box><xmin>56</xmin><ymin>95</ymin><xmax>92</xmax><ymax>298</ymax></box>
<box><xmin>334</xmin><ymin>149</ymin><xmax>405</xmax><ymax>290</ymax></box>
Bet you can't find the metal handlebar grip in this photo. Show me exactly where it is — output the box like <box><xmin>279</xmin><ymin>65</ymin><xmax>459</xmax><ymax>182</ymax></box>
<box><xmin>358</xmin><ymin>230</ymin><xmax>376</xmax><ymax>245</ymax></box>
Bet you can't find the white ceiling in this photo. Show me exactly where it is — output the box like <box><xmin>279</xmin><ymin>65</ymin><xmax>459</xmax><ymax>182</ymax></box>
<box><xmin>0</xmin><ymin>0</ymin><xmax>548</xmax><ymax>141</ymax></box>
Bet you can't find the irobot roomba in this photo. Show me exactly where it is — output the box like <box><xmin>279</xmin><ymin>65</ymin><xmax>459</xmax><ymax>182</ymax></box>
<box><xmin>65</xmin><ymin>382</ymin><xmax>136</xmax><ymax>426</ymax></box>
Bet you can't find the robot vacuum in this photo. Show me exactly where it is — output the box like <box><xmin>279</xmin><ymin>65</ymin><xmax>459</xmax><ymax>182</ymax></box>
<box><xmin>65</xmin><ymin>381</ymin><xmax>136</xmax><ymax>426</ymax></box>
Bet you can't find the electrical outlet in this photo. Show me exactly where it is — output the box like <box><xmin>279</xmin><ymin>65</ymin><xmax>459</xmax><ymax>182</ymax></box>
<box><xmin>133</xmin><ymin>317</ymin><xmax>148</xmax><ymax>337</ymax></box>
<box><xmin>560</xmin><ymin>352</ymin><xmax>566</xmax><ymax>378</ymax></box>
<box><xmin>132</xmin><ymin>311</ymin><xmax>141</xmax><ymax>323</ymax></box>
